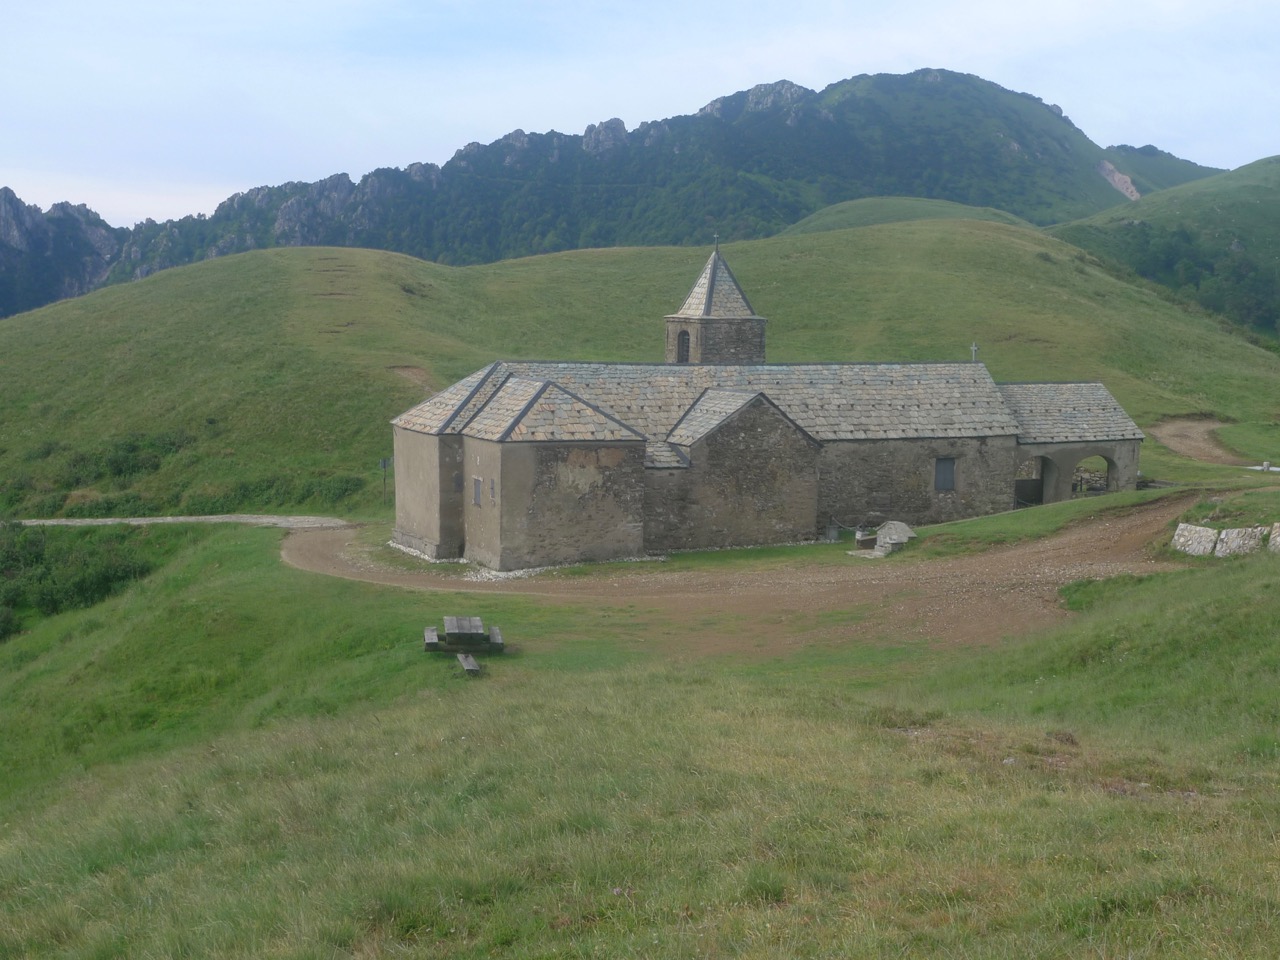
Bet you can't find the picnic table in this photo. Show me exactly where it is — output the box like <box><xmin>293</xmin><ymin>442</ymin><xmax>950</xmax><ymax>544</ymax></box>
<box><xmin>424</xmin><ymin>616</ymin><xmax>505</xmax><ymax>655</ymax></box>
<box><xmin>444</xmin><ymin>616</ymin><xmax>487</xmax><ymax>643</ymax></box>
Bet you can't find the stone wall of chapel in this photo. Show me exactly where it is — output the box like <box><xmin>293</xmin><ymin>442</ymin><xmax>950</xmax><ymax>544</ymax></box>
<box><xmin>817</xmin><ymin>435</ymin><xmax>1019</xmax><ymax>529</ymax></box>
<box><xmin>464</xmin><ymin>439</ymin><xmax>646</xmax><ymax>571</ymax></box>
<box><xmin>644</xmin><ymin>400</ymin><xmax>818</xmax><ymax>552</ymax></box>
<box><xmin>391</xmin><ymin>429</ymin><xmax>464</xmax><ymax>558</ymax></box>
<box><xmin>459</xmin><ymin>437</ymin><xmax>506</xmax><ymax>569</ymax></box>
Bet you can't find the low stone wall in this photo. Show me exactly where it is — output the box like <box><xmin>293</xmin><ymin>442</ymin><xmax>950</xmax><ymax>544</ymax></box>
<box><xmin>1172</xmin><ymin>522</ymin><xmax>1280</xmax><ymax>557</ymax></box>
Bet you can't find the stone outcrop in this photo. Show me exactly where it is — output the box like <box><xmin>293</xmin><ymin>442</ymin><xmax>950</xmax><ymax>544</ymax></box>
<box><xmin>582</xmin><ymin>118</ymin><xmax>628</xmax><ymax>155</ymax></box>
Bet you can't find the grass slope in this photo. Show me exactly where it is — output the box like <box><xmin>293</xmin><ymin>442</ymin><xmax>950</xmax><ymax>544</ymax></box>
<box><xmin>1050</xmin><ymin>157</ymin><xmax>1280</xmax><ymax>329</ymax></box>
<box><xmin>4</xmin><ymin>229</ymin><xmax>1280</xmax><ymax>955</ymax></box>
<box><xmin>3</xmin><ymin>506</ymin><xmax>1280</xmax><ymax>957</ymax></box>
<box><xmin>781</xmin><ymin>196</ymin><xmax>1032</xmax><ymax>235</ymax></box>
<box><xmin>1052</xmin><ymin>157</ymin><xmax>1280</xmax><ymax>265</ymax></box>
<box><xmin>1101</xmin><ymin>144</ymin><xmax>1225</xmax><ymax>194</ymax></box>
<box><xmin>2</xmin><ymin>224</ymin><xmax>1279</xmax><ymax>520</ymax></box>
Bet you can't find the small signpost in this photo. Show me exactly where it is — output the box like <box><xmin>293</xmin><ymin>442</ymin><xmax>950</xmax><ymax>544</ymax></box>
<box><xmin>379</xmin><ymin>456</ymin><xmax>393</xmax><ymax>504</ymax></box>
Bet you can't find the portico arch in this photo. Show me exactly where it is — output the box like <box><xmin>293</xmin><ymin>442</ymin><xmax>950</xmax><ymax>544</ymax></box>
<box><xmin>1071</xmin><ymin>454</ymin><xmax>1120</xmax><ymax>495</ymax></box>
<box><xmin>1014</xmin><ymin>455</ymin><xmax>1049</xmax><ymax>505</ymax></box>
<box><xmin>1015</xmin><ymin>440</ymin><xmax>1140</xmax><ymax>504</ymax></box>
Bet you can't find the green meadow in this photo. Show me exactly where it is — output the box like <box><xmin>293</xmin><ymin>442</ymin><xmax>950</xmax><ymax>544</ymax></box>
<box><xmin>3</xmin><ymin>218</ymin><xmax>1280</xmax><ymax>957</ymax></box>
<box><xmin>5</xmin><ymin>504</ymin><xmax>1280</xmax><ymax>958</ymax></box>
<box><xmin>3</xmin><ymin>217</ymin><xmax>1280</xmax><ymax>518</ymax></box>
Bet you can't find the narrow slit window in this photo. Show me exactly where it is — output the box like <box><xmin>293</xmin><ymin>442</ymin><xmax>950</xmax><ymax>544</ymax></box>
<box><xmin>472</xmin><ymin>477</ymin><xmax>482</xmax><ymax>506</ymax></box>
<box><xmin>934</xmin><ymin>457</ymin><xmax>956</xmax><ymax>492</ymax></box>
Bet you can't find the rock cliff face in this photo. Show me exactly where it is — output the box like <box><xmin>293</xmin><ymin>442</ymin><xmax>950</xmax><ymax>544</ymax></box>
<box><xmin>0</xmin><ymin>188</ymin><xmax>41</xmax><ymax>250</ymax></box>
<box><xmin>1097</xmin><ymin>160</ymin><xmax>1142</xmax><ymax>200</ymax></box>
<box><xmin>0</xmin><ymin>187</ymin><xmax>125</xmax><ymax>315</ymax></box>
<box><xmin>582</xmin><ymin>119</ymin><xmax>628</xmax><ymax>155</ymax></box>
<box><xmin>699</xmin><ymin>80</ymin><xmax>811</xmax><ymax>119</ymax></box>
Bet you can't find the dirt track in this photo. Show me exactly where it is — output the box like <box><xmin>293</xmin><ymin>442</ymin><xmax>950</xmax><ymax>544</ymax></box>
<box><xmin>281</xmin><ymin>496</ymin><xmax>1193</xmax><ymax>653</ymax></box>
<box><xmin>1146</xmin><ymin>417</ymin><xmax>1248</xmax><ymax>465</ymax></box>
<box><xmin>9</xmin><ymin>418</ymin><xmax>1235</xmax><ymax>653</ymax></box>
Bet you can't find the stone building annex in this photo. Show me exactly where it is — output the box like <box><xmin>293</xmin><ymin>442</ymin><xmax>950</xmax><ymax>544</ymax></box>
<box><xmin>391</xmin><ymin>249</ymin><xmax>1143</xmax><ymax>570</ymax></box>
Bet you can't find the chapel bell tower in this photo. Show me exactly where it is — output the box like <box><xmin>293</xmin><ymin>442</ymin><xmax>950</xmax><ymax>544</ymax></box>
<box><xmin>664</xmin><ymin>245</ymin><xmax>766</xmax><ymax>365</ymax></box>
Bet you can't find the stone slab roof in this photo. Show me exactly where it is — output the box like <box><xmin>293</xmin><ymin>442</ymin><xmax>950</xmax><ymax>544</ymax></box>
<box><xmin>645</xmin><ymin>442</ymin><xmax>691</xmax><ymax>469</ymax></box>
<box><xmin>460</xmin><ymin>377</ymin><xmax>645</xmax><ymax>443</ymax></box>
<box><xmin>667</xmin><ymin>250</ymin><xmax>761</xmax><ymax>320</ymax></box>
<box><xmin>997</xmin><ymin>382</ymin><xmax>1144</xmax><ymax>444</ymax></box>
<box><xmin>395</xmin><ymin>361</ymin><xmax>1024</xmax><ymax>443</ymax></box>
<box><xmin>390</xmin><ymin>366</ymin><xmax>493</xmax><ymax>434</ymax></box>
<box><xmin>667</xmin><ymin>389</ymin><xmax>762</xmax><ymax>446</ymax></box>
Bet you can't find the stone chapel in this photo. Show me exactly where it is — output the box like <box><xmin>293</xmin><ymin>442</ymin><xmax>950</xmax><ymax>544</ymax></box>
<box><xmin>391</xmin><ymin>249</ymin><xmax>1143</xmax><ymax>570</ymax></box>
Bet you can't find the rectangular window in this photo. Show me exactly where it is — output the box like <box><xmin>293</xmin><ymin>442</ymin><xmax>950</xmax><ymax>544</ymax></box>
<box><xmin>934</xmin><ymin>457</ymin><xmax>956</xmax><ymax>492</ymax></box>
<box><xmin>472</xmin><ymin>477</ymin><xmax>482</xmax><ymax>506</ymax></box>
<box><xmin>489</xmin><ymin>478</ymin><xmax>496</xmax><ymax>502</ymax></box>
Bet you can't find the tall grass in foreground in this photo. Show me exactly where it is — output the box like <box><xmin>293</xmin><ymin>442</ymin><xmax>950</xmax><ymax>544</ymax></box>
<box><xmin>3</xmin><ymin>512</ymin><xmax>1280</xmax><ymax>957</ymax></box>
<box><xmin>3</xmin><ymin>656</ymin><xmax>1278</xmax><ymax>958</ymax></box>
<box><xmin>911</xmin><ymin>552</ymin><xmax>1280</xmax><ymax>756</ymax></box>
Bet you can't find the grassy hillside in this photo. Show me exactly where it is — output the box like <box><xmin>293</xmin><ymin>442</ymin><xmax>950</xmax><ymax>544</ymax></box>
<box><xmin>3</xmin><ymin>224</ymin><xmax>1279</xmax><ymax>520</ymax></box>
<box><xmin>4</xmin><ymin>227</ymin><xmax>1280</xmax><ymax>956</ymax></box>
<box><xmin>1101</xmin><ymin>143</ymin><xmax>1225</xmax><ymax>194</ymax></box>
<box><xmin>1051</xmin><ymin>157</ymin><xmax>1280</xmax><ymax>331</ymax></box>
<box><xmin>780</xmin><ymin>197</ymin><xmax>1031</xmax><ymax>234</ymax></box>
<box><xmin>4</xmin><ymin>496</ymin><xmax>1280</xmax><ymax>957</ymax></box>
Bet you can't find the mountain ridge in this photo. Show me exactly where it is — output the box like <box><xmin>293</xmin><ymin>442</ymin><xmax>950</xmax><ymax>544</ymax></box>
<box><xmin>1</xmin><ymin>68</ymin><xmax>1225</xmax><ymax>318</ymax></box>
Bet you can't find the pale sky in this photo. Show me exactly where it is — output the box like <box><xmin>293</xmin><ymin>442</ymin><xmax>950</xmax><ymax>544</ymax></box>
<box><xmin>4</xmin><ymin>0</ymin><xmax>1277</xmax><ymax>228</ymax></box>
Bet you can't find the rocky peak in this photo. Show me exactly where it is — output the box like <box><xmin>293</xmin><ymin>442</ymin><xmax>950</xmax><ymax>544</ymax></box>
<box><xmin>216</xmin><ymin>185</ymin><xmax>277</xmax><ymax>216</ymax></box>
<box><xmin>502</xmin><ymin>129</ymin><xmax>530</xmax><ymax>150</ymax></box>
<box><xmin>744</xmin><ymin>80</ymin><xmax>810</xmax><ymax>112</ymax></box>
<box><xmin>0</xmin><ymin>186</ymin><xmax>44</xmax><ymax>251</ymax></box>
<box><xmin>271</xmin><ymin>174</ymin><xmax>357</xmax><ymax>243</ymax></box>
<box><xmin>404</xmin><ymin>162</ymin><xmax>442</xmax><ymax>186</ymax></box>
<box><xmin>698</xmin><ymin>80</ymin><xmax>813</xmax><ymax>120</ymax></box>
<box><xmin>0</xmin><ymin>187</ymin><xmax>124</xmax><ymax>315</ymax></box>
<box><xmin>50</xmin><ymin>203</ymin><xmax>121</xmax><ymax>258</ymax></box>
<box><xmin>582</xmin><ymin>118</ymin><xmax>628</xmax><ymax>155</ymax></box>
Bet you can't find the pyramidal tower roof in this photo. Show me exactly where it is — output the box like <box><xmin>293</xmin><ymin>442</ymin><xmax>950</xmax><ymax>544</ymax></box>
<box><xmin>668</xmin><ymin>247</ymin><xmax>761</xmax><ymax>320</ymax></box>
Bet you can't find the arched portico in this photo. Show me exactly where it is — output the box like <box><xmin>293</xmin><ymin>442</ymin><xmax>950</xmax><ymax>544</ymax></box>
<box><xmin>1015</xmin><ymin>440</ymin><xmax>1141</xmax><ymax>504</ymax></box>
